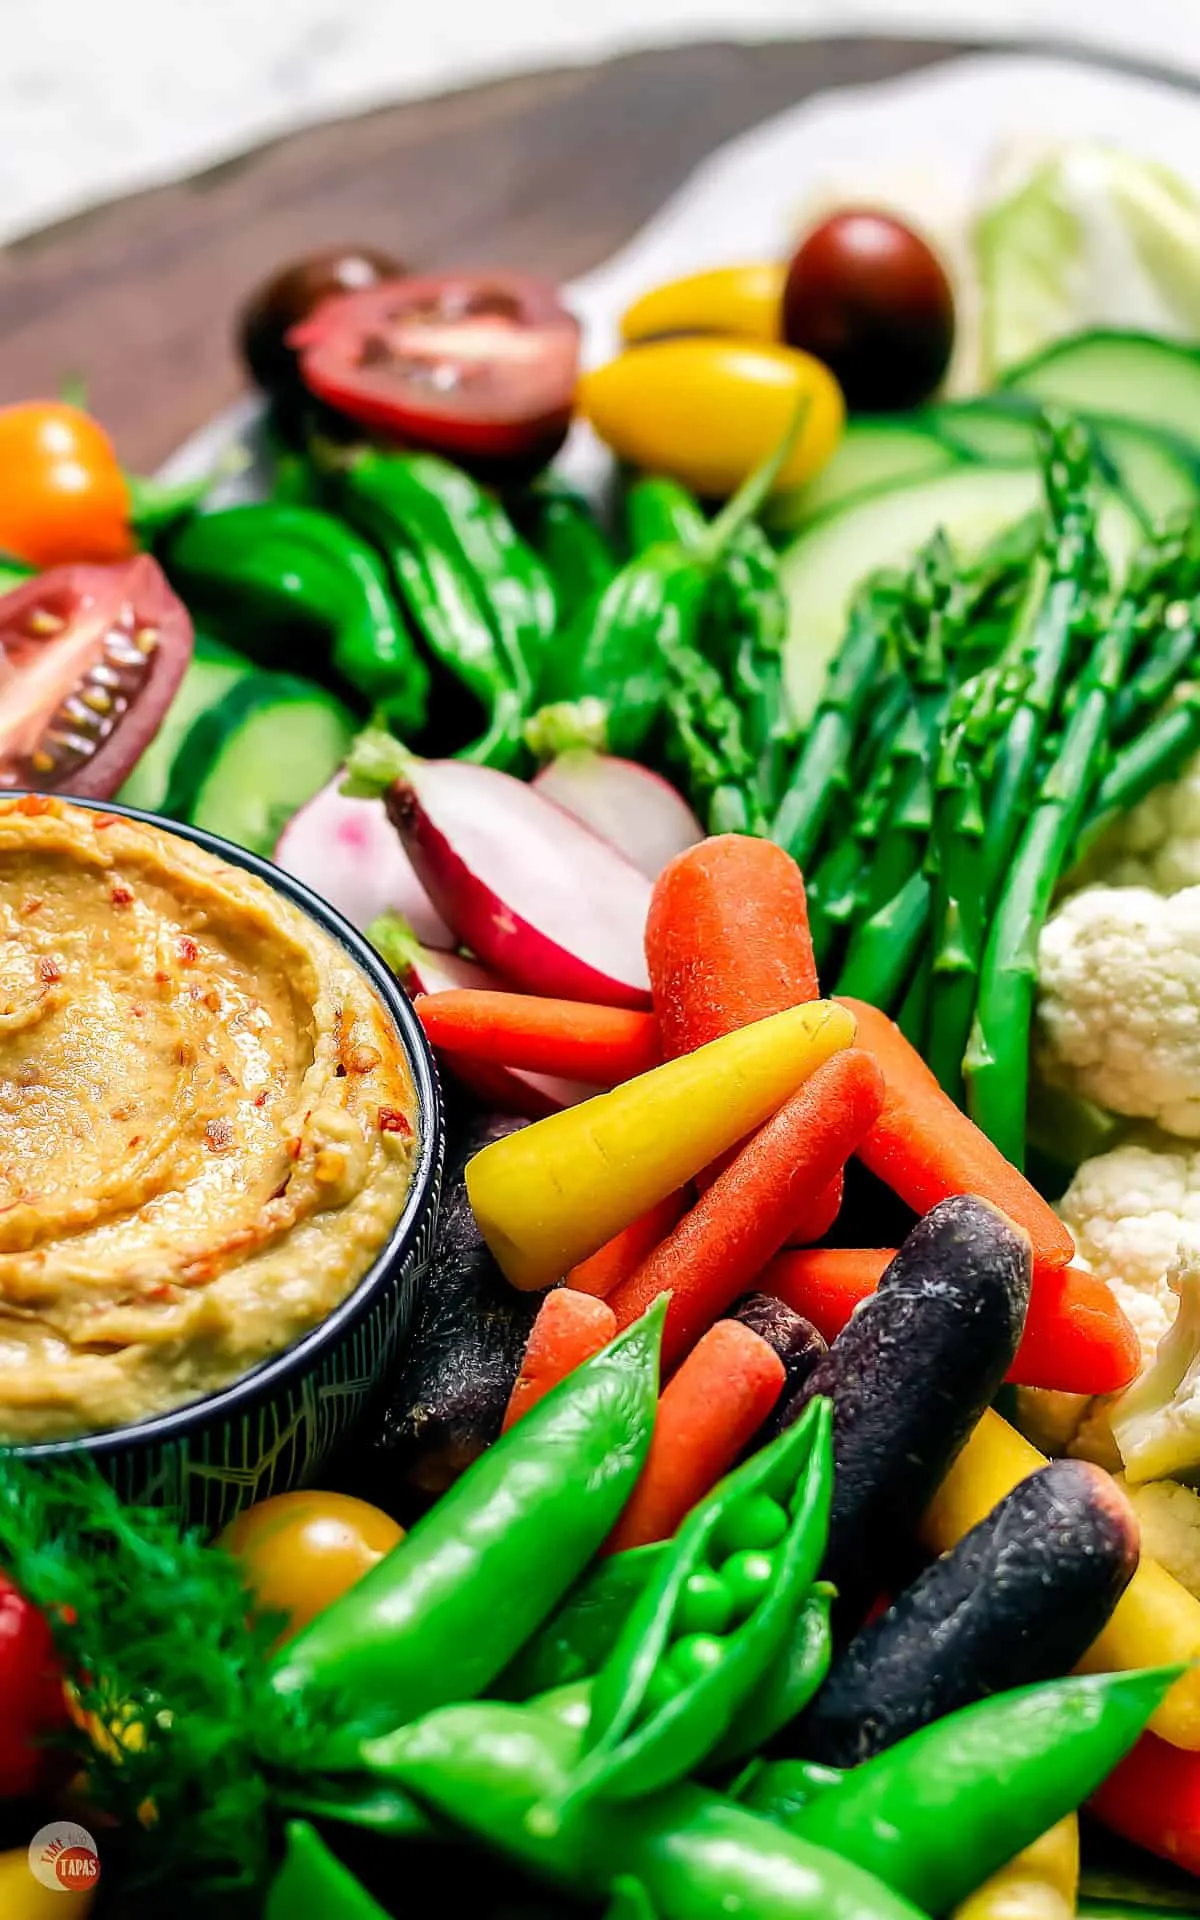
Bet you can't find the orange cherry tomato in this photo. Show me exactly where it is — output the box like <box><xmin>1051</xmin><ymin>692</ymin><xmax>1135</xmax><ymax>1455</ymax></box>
<box><xmin>220</xmin><ymin>1490</ymin><xmax>403</xmax><ymax>1641</ymax></box>
<box><xmin>0</xmin><ymin>403</ymin><xmax>133</xmax><ymax>568</ymax></box>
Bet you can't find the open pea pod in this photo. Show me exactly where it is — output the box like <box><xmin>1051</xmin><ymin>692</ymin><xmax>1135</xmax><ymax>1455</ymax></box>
<box><xmin>562</xmin><ymin>1397</ymin><xmax>834</xmax><ymax>1805</ymax></box>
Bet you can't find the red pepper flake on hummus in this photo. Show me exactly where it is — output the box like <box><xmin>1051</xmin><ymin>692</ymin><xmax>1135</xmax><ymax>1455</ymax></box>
<box><xmin>0</xmin><ymin>796</ymin><xmax>419</xmax><ymax>1444</ymax></box>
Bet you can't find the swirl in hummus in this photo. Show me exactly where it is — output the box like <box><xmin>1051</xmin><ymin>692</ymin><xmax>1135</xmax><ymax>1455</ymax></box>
<box><xmin>0</xmin><ymin>796</ymin><xmax>418</xmax><ymax>1442</ymax></box>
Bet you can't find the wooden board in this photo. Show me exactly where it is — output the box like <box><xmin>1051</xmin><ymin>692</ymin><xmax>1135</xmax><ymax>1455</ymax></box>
<box><xmin>0</xmin><ymin>36</ymin><xmax>973</xmax><ymax>471</ymax></box>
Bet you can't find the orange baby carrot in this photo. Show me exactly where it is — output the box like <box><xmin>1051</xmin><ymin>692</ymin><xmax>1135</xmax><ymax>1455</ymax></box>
<box><xmin>645</xmin><ymin>835</ymin><xmax>820</xmax><ymax>1058</ymax></box>
<box><xmin>501</xmin><ymin>1289</ymin><xmax>618</xmax><ymax>1432</ymax></box>
<box><xmin>414</xmin><ymin>990</ymin><xmax>659</xmax><ymax>1084</ymax></box>
<box><xmin>567</xmin><ymin>1191</ymin><xmax>689</xmax><ymax>1299</ymax></box>
<box><xmin>763</xmin><ymin>1248</ymin><xmax>1140</xmax><ymax>1396</ymax></box>
<box><xmin>786</xmin><ymin>1176</ymin><xmax>844</xmax><ymax>1247</ymax></box>
<box><xmin>609</xmin><ymin>1047</ymin><xmax>885</xmax><ymax>1371</ymax></box>
<box><xmin>606</xmin><ymin>1320</ymin><xmax>786</xmax><ymax>1553</ymax></box>
<box><xmin>839</xmin><ymin>997</ymin><xmax>1076</xmax><ymax>1270</ymax></box>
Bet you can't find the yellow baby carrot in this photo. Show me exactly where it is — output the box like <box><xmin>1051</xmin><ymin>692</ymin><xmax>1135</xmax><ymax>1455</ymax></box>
<box><xmin>923</xmin><ymin>1410</ymin><xmax>1200</xmax><ymax>1750</ymax></box>
<box><xmin>466</xmin><ymin>999</ymin><xmax>855</xmax><ymax>1291</ymax></box>
<box><xmin>952</xmin><ymin>1815</ymin><xmax>1078</xmax><ymax>1920</ymax></box>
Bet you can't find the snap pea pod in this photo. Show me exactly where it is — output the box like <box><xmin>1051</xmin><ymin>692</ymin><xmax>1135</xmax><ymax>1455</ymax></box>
<box><xmin>564</xmin><ymin>1399</ymin><xmax>832</xmax><ymax>1805</ymax></box>
<box><xmin>268</xmin><ymin>1303</ymin><xmax>665</xmax><ymax>1755</ymax></box>
<box><xmin>746</xmin><ymin>1667</ymin><xmax>1179</xmax><ymax>1918</ymax></box>
<box><xmin>367</xmin><ymin>1697</ymin><xmax>925</xmax><ymax>1920</ymax></box>
<box><xmin>492</xmin><ymin>1545</ymin><xmax>671</xmax><ymax>1700</ymax></box>
<box><xmin>163</xmin><ymin>501</ymin><xmax>429</xmax><ymax>728</ymax></box>
<box><xmin>336</xmin><ymin>457</ymin><xmax>528</xmax><ymax>765</ymax></box>
<box><xmin>265</xmin><ymin>1821</ymin><xmax>389</xmax><ymax>1919</ymax></box>
<box><xmin>706</xmin><ymin>1582</ymin><xmax>834</xmax><ymax>1768</ymax></box>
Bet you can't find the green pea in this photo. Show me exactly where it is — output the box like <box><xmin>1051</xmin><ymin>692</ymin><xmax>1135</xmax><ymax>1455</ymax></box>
<box><xmin>722</xmin><ymin>1549</ymin><xmax>775</xmax><ymax>1621</ymax></box>
<box><xmin>714</xmin><ymin>1492</ymin><xmax>787</xmax><ymax>1556</ymax></box>
<box><xmin>675</xmin><ymin>1569</ymin><xmax>733</xmax><ymax>1637</ymax></box>
<box><xmin>669</xmin><ymin>1633</ymin><xmax>726</xmax><ymax>1687</ymax></box>
<box><xmin>638</xmin><ymin>1661</ymin><xmax>680</xmax><ymax>1721</ymax></box>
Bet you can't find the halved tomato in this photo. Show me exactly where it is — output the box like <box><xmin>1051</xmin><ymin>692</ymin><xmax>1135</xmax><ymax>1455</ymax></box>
<box><xmin>0</xmin><ymin>556</ymin><xmax>193</xmax><ymax>798</ymax></box>
<box><xmin>289</xmin><ymin>271</ymin><xmax>580</xmax><ymax>470</ymax></box>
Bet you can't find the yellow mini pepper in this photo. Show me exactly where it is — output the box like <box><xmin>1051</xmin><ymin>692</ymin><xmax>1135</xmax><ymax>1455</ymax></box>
<box><xmin>466</xmin><ymin>998</ymin><xmax>855</xmax><ymax>1290</ymax></box>
<box><xmin>952</xmin><ymin>1815</ymin><xmax>1079</xmax><ymax>1920</ymax></box>
<box><xmin>924</xmin><ymin>1410</ymin><xmax>1200</xmax><ymax>1749</ymax></box>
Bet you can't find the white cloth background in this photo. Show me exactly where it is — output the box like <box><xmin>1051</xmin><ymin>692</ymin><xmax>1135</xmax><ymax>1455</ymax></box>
<box><xmin>2</xmin><ymin>0</ymin><xmax>1198</xmax><ymax>250</ymax></box>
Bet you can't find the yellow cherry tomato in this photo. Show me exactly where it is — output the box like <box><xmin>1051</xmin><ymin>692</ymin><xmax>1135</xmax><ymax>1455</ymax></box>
<box><xmin>620</xmin><ymin>263</ymin><xmax>786</xmax><ymax>345</ymax></box>
<box><xmin>0</xmin><ymin>1843</ymin><xmax>97</xmax><ymax>1917</ymax></box>
<box><xmin>0</xmin><ymin>403</ymin><xmax>133</xmax><ymax>568</ymax></box>
<box><xmin>220</xmin><ymin>1490</ymin><xmax>403</xmax><ymax>1641</ymax></box>
<box><xmin>578</xmin><ymin>338</ymin><xmax>844</xmax><ymax>498</ymax></box>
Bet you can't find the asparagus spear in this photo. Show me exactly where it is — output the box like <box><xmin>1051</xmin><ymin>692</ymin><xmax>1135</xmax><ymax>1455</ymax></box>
<box><xmin>924</xmin><ymin>721</ymin><xmax>989</xmax><ymax>1100</ymax></box>
<box><xmin>1078</xmin><ymin>682</ymin><xmax>1200</xmax><ymax>859</ymax></box>
<box><xmin>834</xmin><ymin>867</ymin><xmax>932</xmax><ymax>1011</ymax></box>
<box><xmin>966</xmin><ymin>577</ymin><xmax>1145</xmax><ymax>1165</ymax></box>
<box><xmin>979</xmin><ymin>414</ymin><xmax>1105</xmax><ymax>908</ymax></box>
<box><xmin>771</xmin><ymin>574</ymin><xmax>903</xmax><ymax>871</ymax></box>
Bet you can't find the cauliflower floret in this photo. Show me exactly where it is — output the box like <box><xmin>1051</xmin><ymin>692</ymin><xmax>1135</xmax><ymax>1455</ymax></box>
<box><xmin>1112</xmin><ymin>1244</ymin><xmax>1200</xmax><ymax>1483</ymax></box>
<box><xmin>1119</xmin><ymin>1476</ymin><xmax>1200</xmax><ymax>1598</ymax></box>
<box><xmin>1088</xmin><ymin>746</ymin><xmax>1200</xmax><ymax>893</ymax></box>
<box><xmin>1037</xmin><ymin>886</ymin><xmax>1200</xmax><ymax>1136</ymax></box>
<box><xmin>1057</xmin><ymin>1139</ymin><xmax>1200</xmax><ymax>1363</ymax></box>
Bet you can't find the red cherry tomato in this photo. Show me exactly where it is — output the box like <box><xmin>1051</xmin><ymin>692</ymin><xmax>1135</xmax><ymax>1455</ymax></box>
<box><xmin>0</xmin><ymin>1573</ymin><xmax>68</xmax><ymax>1799</ymax></box>
<box><xmin>290</xmin><ymin>272</ymin><xmax>580</xmax><ymax>472</ymax></box>
<box><xmin>0</xmin><ymin>557</ymin><xmax>193</xmax><ymax>798</ymax></box>
<box><xmin>782</xmin><ymin>210</ymin><xmax>955</xmax><ymax>411</ymax></box>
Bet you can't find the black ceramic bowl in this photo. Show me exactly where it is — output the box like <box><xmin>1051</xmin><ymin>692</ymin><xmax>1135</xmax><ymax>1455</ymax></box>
<box><xmin>11</xmin><ymin>798</ymin><xmax>444</xmax><ymax>1530</ymax></box>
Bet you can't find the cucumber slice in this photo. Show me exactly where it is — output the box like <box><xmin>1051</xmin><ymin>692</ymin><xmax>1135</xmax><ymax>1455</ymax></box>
<box><xmin>1096</xmin><ymin>418</ymin><xmax>1200</xmax><ymax>525</ymax></box>
<box><xmin>1002</xmin><ymin>329</ymin><xmax>1200</xmax><ymax>441</ymax></box>
<box><xmin>932</xmin><ymin>400</ymin><xmax>1200</xmax><ymax>524</ymax></box>
<box><xmin>779</xmin><ymin>464</ymin><xmax>1143</xmax><ymax>727</ymax></box>
<box><xmin>118</xmin><ymin>640</ymin><xmax>253</xmax><ymax>816</ymax></box>
<box><xmin>165</xmin><ymin>673</ymin><xmax>356</xmax><ymax>857</ymax></box>
<box><xmin>766</xmin><ymin>417</ymin><xmax>960</xmax><ymax>534</ymax></box>
<box><xmin>926</xmin><ymin>400</ymin><xmax>1040</xmax><ymax>464</ymax></box>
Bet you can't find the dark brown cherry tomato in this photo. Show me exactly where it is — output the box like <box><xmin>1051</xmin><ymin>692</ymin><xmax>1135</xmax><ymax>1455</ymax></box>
<box><xmin>0</xmin><ymin>557</ymin><xmax>193</xmax><ymax>798</ymax></box>
<box><xmin>782</xmin><ymin>210</ymin><xmax>955</xmax><ymax>411</ymax></box>
<box><xmin>239</xmin><ymin>245</ymin><xmax>406</xmax><ymax>393</ymax></box>
<box><xmin>290</xmin><ymin>271</ymin><xmax>580</xmax><ymax>473</ymax></box>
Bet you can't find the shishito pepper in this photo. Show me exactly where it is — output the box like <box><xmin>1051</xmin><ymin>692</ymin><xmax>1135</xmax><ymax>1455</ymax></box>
<box><xmin>952</xmin><ymin>1816</ymin><xmax>1079</xmax><ymax>1920</ymax></box>
<box><xmin>165</xmin><ymin>502</ymin><xmax>429</xmax><ymax>728</ymax></box>
<box><xmin>922</xmin><ymin>1409</ymin><xmax>1200</xmax><ymax>1749</ymax></box>
<box><xmin>269</xmin><ymin>1305</ymin><xmax>665</xmax><ymax>1750</ymax></box>
<box><xmin>465</xmin><ymin>999</ymin><xmax>855</xmax><ymax>1290</ymax></box>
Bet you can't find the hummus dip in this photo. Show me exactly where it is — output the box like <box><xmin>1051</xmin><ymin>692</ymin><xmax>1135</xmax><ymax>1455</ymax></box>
<box><xmin>0</xmin><ymin>796</ymin><xmax>418</xmax><ymax>1442</ymax></box>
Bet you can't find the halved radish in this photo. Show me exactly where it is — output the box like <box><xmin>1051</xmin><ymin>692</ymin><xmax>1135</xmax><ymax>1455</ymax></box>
<box><xmin>533</xmin><ymin>750</ymin><xmax>703</xmax><ymax>879</ymax></box>
<box><xmin>371</xmin><ymin>914</ymin><xmax>593</xmax><ymax>1118</ymax></box>
<box><xmin>382</xmin><ymin>756</ymin><xmax>652</xmax><ymax>1008</ymax></box>
<box><xmin>274</xmin><ymin>775</ymin><xmax>453</xmax><ymax>949</ymax></box>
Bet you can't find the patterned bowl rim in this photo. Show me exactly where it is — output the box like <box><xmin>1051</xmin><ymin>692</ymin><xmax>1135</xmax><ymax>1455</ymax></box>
<box><xmin>8</xmin><ymin>793</ymin><xmax>443</xmax><ymax>1462</ymax></box>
